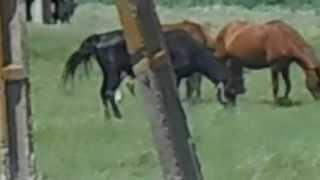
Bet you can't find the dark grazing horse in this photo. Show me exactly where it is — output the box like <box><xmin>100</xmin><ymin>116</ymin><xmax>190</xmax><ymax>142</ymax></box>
<box><xmin>124</xmin><ymin>20</ymin><xmax>217</xmax><ymax>102</ymax></box>
<box><xmin>62</xmin><ymin>30</ymin><xmax>240</xmax><ymax>119</ymax></box>
<box><xmin>26</xmin><ymin>0</ymin><xmax>77</xmax><ymax>23</ymax></box>
<box><xmin>214</xmin><ymin>20</ymin><xmax>320</xmax><ymax>103</ymax></box>
<box><xmin>162</xmin><ymin>20</ymin><xmax>217</xmax><ymax>101</ymax></box>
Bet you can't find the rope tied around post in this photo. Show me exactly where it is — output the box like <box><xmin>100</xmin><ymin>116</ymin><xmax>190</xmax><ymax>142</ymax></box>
<box><xmin>1</xmin><ymin>64</ymin><xmax>27</xmax><ymax>81</ymax></box>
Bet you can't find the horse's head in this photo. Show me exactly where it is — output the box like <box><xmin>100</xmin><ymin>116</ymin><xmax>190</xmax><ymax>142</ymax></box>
<box><xmin>215</xmin><ymin>64</ymin><xmax>246</xmax><ymax>106</ymax></box>
<box><xmin>305</xmin><ymin>68</ymin><xmax>320</xmax><ymax>100</ymax></box>
<box><xmin>216</xmin><ymin>80</ymin><xmax>244</xmax><ymax>106</ymax></box>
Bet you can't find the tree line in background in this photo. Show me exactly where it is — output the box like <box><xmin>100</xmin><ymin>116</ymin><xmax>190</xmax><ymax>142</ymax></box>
<box><xmin>77</xmin><ymin>0</ymin><xmax>320</xmax><ymax>9</ymax></box>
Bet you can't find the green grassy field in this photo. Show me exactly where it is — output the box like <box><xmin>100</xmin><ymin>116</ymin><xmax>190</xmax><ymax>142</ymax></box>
<box><xmin>26</xmin><ymin>4</ymin><xmax>320</xmax><ymax>180</ymax></box>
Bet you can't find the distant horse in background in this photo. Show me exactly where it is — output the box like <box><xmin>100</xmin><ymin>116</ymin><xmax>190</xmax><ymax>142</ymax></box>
<box><xmin>26</xmin><ymin>0</ymin><xmax>77</xmax><ymax>23</ymax></box>
<box><xmin>214</xmin><ymin>19</ymin><xmax>320</xmax><ymax>103</ymax></box>
<box><xmin>53</xmin><ymin>0</ymin><xmax>78</xmax><ymax>23</ymax></box>
<box><xmin>62</xmin><ymin>30</ymin><xmax>240</xmax><ymax>119</ymax></box>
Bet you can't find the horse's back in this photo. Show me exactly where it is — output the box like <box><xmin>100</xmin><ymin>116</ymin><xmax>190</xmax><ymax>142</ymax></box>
<box><xmin>266</xmin><ymin>20</ymin><xmax>309</xmax><ymax>49</ymax></box>
<box><xmin>216</xmin><ymin>21</ymin><xmax>268</xmax><ymax>60</ymax></box>
<box><xmin>162</xmin><ymin>20</ymin><xmax>215</xmax><ymax>48</ymax></box>
<box><xmin>164</xmin><ymin>30</ymin><xmax>207</xmax><ymax>70</ymax></box>
<box><xmin>216</xmin><ymin>20</ymin><xmax>318</xmax><ymax>68</ymax></box>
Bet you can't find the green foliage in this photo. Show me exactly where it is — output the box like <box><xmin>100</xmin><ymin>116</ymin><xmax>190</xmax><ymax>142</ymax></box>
<box><xmin>77</xmin><ymin>0</ymin><xmax>320</xmax><ymax>9</ymax></box>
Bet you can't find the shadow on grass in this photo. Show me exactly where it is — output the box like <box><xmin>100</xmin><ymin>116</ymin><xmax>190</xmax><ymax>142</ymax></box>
<box><xmin>181</xmin><ymin>97</ymin><xmax>214</xmax><ymax>105</ymax></box>
<box><xmin>259</xmin><ymin>98</ymin><xmax>303</xmax><ymax>108</ymax></box>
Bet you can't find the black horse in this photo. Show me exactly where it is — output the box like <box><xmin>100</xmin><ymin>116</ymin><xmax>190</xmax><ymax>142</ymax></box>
<box><xmin>62</xmin><ymin>30</ymin><xmax>241</xmax><ymax>119</ymax></box>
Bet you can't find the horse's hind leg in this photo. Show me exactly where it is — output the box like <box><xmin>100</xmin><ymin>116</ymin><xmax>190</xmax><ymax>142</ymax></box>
<box><xmin>106</xmin><ymin>90</ymin><xmax>122</xmax><ymax>119</ymax></box>
<box><xmin>185</xmin><ymin>77</ymin><xmax>194</xmax><ymax>101</ymax></box>
<box><xmin>176</xmin><ymin>77</ymin><xmax>184</xmax><ymax>101</ymax></box>
<box><xmin>126</xmin><ymin>77</ymin><xmax>136</xmax><ymax>96</ymax></box>
<box><xmin>186</xmin><ymin>73</ymin><xmax>202</xmax><ymax>103</ymax></box>
<box><xmin>105</xmin><ymin>68</ymin><xmax>123</xmax><ymax>119</ymax></box>
<box><xmin>193</xmin><ymin>74</ymin><xmax>202</xmax><ymax>97</ymax></box>
<box><xmin>195</xmin><ymin>74</ymin><xmax>202</xmax><ymax>99</ymax></box>
<box><xmin>281</xmin><ymin>66</ymin><xmax>291</xmax><ymax>99</ymax></box>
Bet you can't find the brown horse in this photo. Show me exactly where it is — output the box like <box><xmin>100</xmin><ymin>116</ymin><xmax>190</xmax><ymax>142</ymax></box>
<box><xmin>214</xmin><ymin>20</ymin><xmax>320</xmax><ymax>102</ymax></box>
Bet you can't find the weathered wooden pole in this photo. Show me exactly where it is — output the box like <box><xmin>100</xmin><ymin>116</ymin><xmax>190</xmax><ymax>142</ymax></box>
<box><xmin>0</xmin><ymin>3</ymin><xmax>9</xmax><ymax>178</ymax></box>
<box><xmin>0</xmin><ymin>0</ymin><xmax>37</xmax><ymax>179</ymax></box>
<box><xmin>116</xmin><ymin>0</ymin><xmax>204</xmax><ymax>180</ymax></box>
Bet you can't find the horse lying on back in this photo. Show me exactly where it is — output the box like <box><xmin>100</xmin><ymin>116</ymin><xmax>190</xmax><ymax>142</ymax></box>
<box><xmin>62</xmin><ymin>30</ymin><xmax>240</xmax><ymax>119</ymax></box>
<box><xmin>215</xmin><ymin>19</ymin><xmax>320</xmax><ymax>103</ymax></box>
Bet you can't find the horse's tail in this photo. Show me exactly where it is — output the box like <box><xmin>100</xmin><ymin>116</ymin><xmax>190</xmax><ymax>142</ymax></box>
<box><xmin>62</xmin><ymin>35</ymin><xmax>99</xmax><ymax>86</ymax></box>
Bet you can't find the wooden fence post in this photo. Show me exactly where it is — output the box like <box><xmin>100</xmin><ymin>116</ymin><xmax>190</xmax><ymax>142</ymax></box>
<box><xmin>116</xmin><ymin>0</ymin><xmax>204</xmax><ymax>180</ymax></box>
<box><xmin>0</xmin><ymin>4</ymin><xmax>9</xmax><ymax>180</ymax></box>
<box><xmin>0</xmin><ymin>0</ymin><xmax>37</xmax><ymax>179</ymax></box>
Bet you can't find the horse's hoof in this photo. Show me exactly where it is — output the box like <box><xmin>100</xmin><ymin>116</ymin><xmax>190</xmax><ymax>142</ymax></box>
<box><xmin>181</xmin><ymin>98</ymin><xmax>189</xmax><ymax>103</ymax></box>
<box><xmin>192</xmin><ymin>98</ymin><xmax>204</xmax><ymax>104</ymax></box>
<box><xmin>276</xmin><ymin>97</ymin><xmax>293</xmax><ymax>107</ymax></box>
<box><xmin>104</xmin><ymin>115</ymin><xmax>111</xmax><ymax>121</ymax></box>
<box><xmin>223</xmin><ymin>103</ymin><xmax>236</xmax><ymax>109</ymax></box>
<box><xmin>104</xmin><ymin>111</ymin><xmax>111</xmax><ymax>120</ymax></box>
<box><xmin>114</xmin><ymin>113</ymin><xmax>123</xmax><ymax>119</ymax></box>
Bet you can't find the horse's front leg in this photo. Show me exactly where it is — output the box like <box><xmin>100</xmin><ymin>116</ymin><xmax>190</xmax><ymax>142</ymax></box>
<box><xmin>271</xmin><ymin>69</ymin><xmax>280</xmax><ymax>102</ymax></box>
<box><xmin>281</xmin><ymin>66</ymin><xmax>292</xmax><ymax>99</ymax></box>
